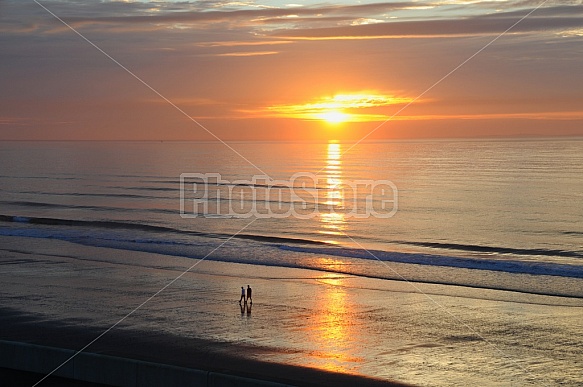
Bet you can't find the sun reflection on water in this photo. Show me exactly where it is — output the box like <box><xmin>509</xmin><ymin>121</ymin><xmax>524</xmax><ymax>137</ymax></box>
<box><xmin>319</xmin><ymin>142</ymin><xmax>347</xmax><ymax>238</ymax></box>
<box><xmin>305</xmin><ymin>271</ymin><xmax>363</xmax><ymax>373</ymax></box>
<box><xmin>300</xmin><ymin>144</ymin><xmax>363</xmax><ymax>373</ymax></box>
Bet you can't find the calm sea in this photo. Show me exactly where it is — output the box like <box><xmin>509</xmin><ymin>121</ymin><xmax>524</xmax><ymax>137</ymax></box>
<box><xmin>1</xmin><ymin>139</ymin><xmax>582</xmax><ymax>297</ymax></box>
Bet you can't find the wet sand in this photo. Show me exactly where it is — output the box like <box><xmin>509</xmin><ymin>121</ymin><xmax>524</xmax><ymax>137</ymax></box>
<box><xmin>0</xmin><ymin>306</ymin><xmax>405</xmax><ymax>386</ymax></box>
<box><xmin>1</xmin><ymin>236</ymin><xmax>582</xmax><ymax>386</ymax></box>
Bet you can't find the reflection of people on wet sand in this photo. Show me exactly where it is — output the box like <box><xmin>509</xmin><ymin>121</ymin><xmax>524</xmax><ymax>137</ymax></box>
<box><xmin>239</xmin><ymin>301</ymin><xmax>252</xmax><ymax>316</ymax></box>
<box><xmin>247</xmin><ymin>285</ymin><xmax>252</xmax><ymax>304</ymax></box>
<box><xmin>239</xmin><ymin>286</ymin><xmax>246</xmax><ymax>304</ymax></box>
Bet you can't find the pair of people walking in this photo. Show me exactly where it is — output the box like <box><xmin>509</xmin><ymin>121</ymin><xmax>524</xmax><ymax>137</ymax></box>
<box><xmin>239</xmin><ymin>285</ymin><xmax>252</xmax><ymax>304</ymax></box>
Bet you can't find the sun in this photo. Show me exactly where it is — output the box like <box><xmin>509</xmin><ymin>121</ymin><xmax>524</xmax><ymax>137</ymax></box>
<box><xmin>319</xmin><ymin>110</ymin><xmax>349</xmax><ymax>124</ymax></box>
<box><xmin>267</xmin><ymin>92</ymin><xmax>415</xmax><ymax>123</ymax></box>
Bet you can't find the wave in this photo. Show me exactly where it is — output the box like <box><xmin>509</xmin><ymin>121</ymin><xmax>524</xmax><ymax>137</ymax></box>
<box><xmin>179</xmin><ymin>178</ymin><xmax>329</xmax><ymax>190</ymax></box>
<box><xmin>122</xmin><ymin>186</ymin><xmax>177</xmax><ymax>192</ymax></box>
<box><xmin>277</xmin><ymin>245</ymin><xmax>583</xmax><ymax>279</ymax></box>
<box><xmin>2</xmin><ymin>224</ymin><xmax>582</xmax><ymax>299</ymax></box>
<box><xmin>3</xmin><ymin>196</ymin><xmax>357</xmax><ymax>216</ymax></box>
<box><xmin>2</xmin><ymin>214</ymin><xmax>583</xmax><ymax>298</ymax></box>
<box><xmin>0</xmin><ymin>214</ymin><xmax>327</xmax><ymax>246</ymax></box>
<box><xmin>563</xmin><ymin>231</ymin><xmax>583</xmax><ymax>236</ymax></box>
<box><xmin>13</xmin><ymin>191</ymin><xmax>170</xmax><ymax>200</ymax></box>
<box><xmin>0</xmin><ymin>175</ymin><xmax>79</xmax><ymax>181</ymax></box>
<box><xmin>1</xmin><ymin>201</ymin><xmax>177</xmax><ymax>215</ymax></box>
<box><xmin>393</xmin><ymin>240</ymin><xmax>583</xmax><ymax>259</ymax></box>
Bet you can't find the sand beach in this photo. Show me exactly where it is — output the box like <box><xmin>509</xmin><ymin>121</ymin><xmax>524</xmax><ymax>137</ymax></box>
<box><xmin>1</xmin><ymin>235</ymin><xmax>582</xmax><ymax>386</ymax></box>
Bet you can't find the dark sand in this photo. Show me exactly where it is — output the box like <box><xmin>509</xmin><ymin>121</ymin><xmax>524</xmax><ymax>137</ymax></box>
<box><xmin>0</xmin><ymin>368</ymin><xmax>112</xmax><ymax>387</ymax></box>
<box><xmin>0</xmin><ymin>306</ymin><xmax>409</xmax><ymax>386</ymax></box>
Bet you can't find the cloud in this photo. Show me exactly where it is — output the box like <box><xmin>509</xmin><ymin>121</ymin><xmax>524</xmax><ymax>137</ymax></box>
<box><xmin>389</xmin><ymin>111</ymin><xmax>583</xmax><ymax>121</ymax></box>
<box><xmin>0</xmin><ymin>117</ymin><xmax>30</xmax><ymax>126</ymax></box>
<box><xmin>265</xmin><ymin>93</ymin><xmax>415</xmax><ymax>122</ymax></box>
<box><xmin>274</xmin><ymin>5</ymin><xmax>583</xmax><ymax>39</ymax></box>
<box><xmin>214</xmin><ymin>51</ymin><xmax>279</xmax><ymax>57</ymax></box>
<box><xmin>195</xmin><ymin>40</ymin><xmax>293</xmax><ymax>47</ymax></box>
<box><xmin>55</xmin><ymin>2</ymin><xmax>426</xmax><ymax>25</ymax></box>
<box><xmin>7</xmin><ymin>1</ymin><xmax>582</xmax><ymax>42</ymax></box>
<box><xmin>4</xmin><ymin>1</ymin><xmax>444</xmax><ymax>36</ymax></box>
<box><xmin>1</xmin><ymin>0</ymin><xmax>582</xmax><ymax>140</ymax></box>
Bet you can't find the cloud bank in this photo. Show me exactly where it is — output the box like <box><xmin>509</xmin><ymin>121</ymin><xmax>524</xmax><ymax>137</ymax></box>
<box><xmin>0</xmin><ymin>0</ymin><xmax>582</xmax><ymax>140</ymax></box>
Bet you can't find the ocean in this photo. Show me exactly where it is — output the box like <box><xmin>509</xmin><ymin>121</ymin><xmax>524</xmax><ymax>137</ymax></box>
<box><xmin>1</xmin><ymin>139</ymin><xmax>582</xmax><ymax>298</ymax></box>
<box><xmin>1</xmin><ymin>139</ymin><xmax>583</xmax><ymax>385</ymax></box>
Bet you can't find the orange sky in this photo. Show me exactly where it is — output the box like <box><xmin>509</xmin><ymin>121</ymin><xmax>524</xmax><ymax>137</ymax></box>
<box><xmin>1</xmin><ymin>0</ymin><xmax>582</xmax><ymax>141</ymax></box>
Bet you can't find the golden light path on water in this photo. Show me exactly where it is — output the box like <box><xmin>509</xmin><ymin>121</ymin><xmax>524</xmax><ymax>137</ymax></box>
<box><xmin>298</xmin><ymin>142</ymin><xmax>359</xmax><ymax>372</ymax></box>
<box><xmin>318</xmin><ymin>142</ymin><xmax>347</xmax><ymax>240</ymax></box>
<box><xmin>304</xmin><ymin>272</ymin><xmax>363</xmax><ymax>373</ymax></box>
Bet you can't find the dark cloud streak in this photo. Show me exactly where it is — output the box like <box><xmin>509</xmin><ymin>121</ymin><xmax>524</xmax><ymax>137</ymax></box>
<box><xmin>57</xmin><ymin>2</ymin><xmax>428</xmax><ymax>25</ymax></box>
<box><xmin>274</xmin><ymin>6</ymin><xmax>583</xmax><ymax>39</ymax></box>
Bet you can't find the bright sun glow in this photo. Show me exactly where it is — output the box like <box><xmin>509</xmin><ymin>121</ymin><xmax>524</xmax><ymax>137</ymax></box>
<box><xmin>318</xmin><ymin>110</ymin><xmax>349</xmax><ymax>124</ymax></box>
<box><xmin>267</xmin><ymin>92</ymin><xmax>413</xmax><ymax>123</ymax></box>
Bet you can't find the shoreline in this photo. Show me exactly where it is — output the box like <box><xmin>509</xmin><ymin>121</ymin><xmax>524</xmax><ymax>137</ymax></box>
<box><xmin>0</xmin><ymin>307</ymin><xmax>407</xmax><ymax>386</ymax></box>
<box><xmin>1</xmin><ymin>235</ymin><xmax>583</xmax><ymax>385</ymax></box>
<box><xmin>2</xmin><ymin>219</ymin><xmax>583</xmax><ymax>299</ymax></box>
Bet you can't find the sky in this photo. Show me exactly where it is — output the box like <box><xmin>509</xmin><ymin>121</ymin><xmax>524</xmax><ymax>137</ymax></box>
<box><xmin>1</xmin><ymin>0</ymin><xmax>582</xmax><ymax>141</ymax></box>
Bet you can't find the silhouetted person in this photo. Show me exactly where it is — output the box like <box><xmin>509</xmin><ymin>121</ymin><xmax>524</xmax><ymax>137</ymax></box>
<box><xmin>239</xmin><ymin>286</ymin><xmax>246</xmax><ymax>304</ymax></box>
<box><xmin>247</xmin><ymin>285</ymin><xmax>252</xmax><ymax>304</ymax></box>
